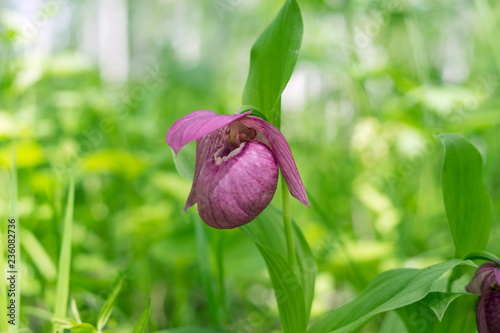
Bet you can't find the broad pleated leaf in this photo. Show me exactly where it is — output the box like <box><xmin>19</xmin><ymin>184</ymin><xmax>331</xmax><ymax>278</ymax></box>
<box><xmin>397</xmin><ymin>293</ymin><xmax>477</xmax><ymax>333</ymax></box>
<box><xmin>241</xmin><ymin>207</ymin><xmax>316</xmax><ymax>333</ymax></box>
<box><xmin>379</xmin><ymin>311</ymin><xmax>407</xmax><ymax>333</ymax></box>
<box><xmin>242</xmin><ymin>0</ymin><xmax>303</xmax><ymax>128</ymax></box>
<box><xmin>438</xmin><ymin>133</ymin><xmax>492</xmax><ymax>258</ymax></box>
<box><xmin>194</xmin><ymin>217</ymin><xmax>219</xmax><ymax>325</ymax></box>
<box><xmin>307</xmin><ymin>260</ymin><xmax>475</xmax><ymax>333</ymax></box>
<box><xmin>419</xmin><ymin>292</ymin><xmax>467</xmax><ymax>321</ymax></box>
<box><xmin>253</xmin><ymin>243</ymin><xmax>306</xmax><ymax>332</ymax></box>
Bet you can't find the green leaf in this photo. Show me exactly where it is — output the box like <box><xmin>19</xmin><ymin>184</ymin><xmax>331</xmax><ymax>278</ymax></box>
<box><xmin>438</xmin><ymin>133</ymin><xmax>492</xmax><ymax>258</ymax></box>
<box><xmin>51</xmin><ymin>317</ymin><xmax>77</xmax><ymax>327</ymax></box>
<box><xmin>194</xmin><ymin>217</ymin><xmax>219</xmax><ymax>326</ymax></box>
<box><xmin>132</xmin><ymin>299</ymin><xmax>151</xmax><ymax>333</ymax></box>
<box><xmin>70</xmin><ymin>298</ymin><xmax>82</xmax><ymax>324</ymax></box>
<box><xmin>379</xmin><ymin>311</ymin><xmax>407</xmax><ymax>333</ymax></box>
<box><xmin>241</xmin><ymin>207</ymin><xmax>316</xmax><ymax>333</ymax></box>
<box><xmin>419</xmin><ymin>292</ymin><xmax>466</xmax><ymax>321</ymax></box>
<box><xmin>293</xmin><ymin>221</ymin><xmax>317</xmax><ymax>322</ymax></box>
<box><xmin>161</xmin><ymin>328</ymin><xmax>233</xmax><ymax>333</ymax></box>
<box><xmin>69</xmin><ymin>323</ymin><xmax>98</xmax><ymax>333</ymax></box>
<box><xmin>242</xmin><ymin>0</ymin><xmax>303</xmax><ymax>128</ymax></box>
<box><xmin>397</xmin><ymin>293</ymin><xmax>477</xmax><ymax>333</ymax></box>
<box><xmin>307</xmin><ymin>259</ymin><xmax>475</xmax><ymax>333</ymax></box>
<box><xmin>96</xmin><ymin>276</ymin><xmax>125</xmax><ymax>331</ymax></box>
<box><xmin>255</xmin><ymin>244</ymin><xmax>306</xmax><ymax>331</ymax></box>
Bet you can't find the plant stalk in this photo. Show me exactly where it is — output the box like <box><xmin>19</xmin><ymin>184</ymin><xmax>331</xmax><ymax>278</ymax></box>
<box><xmin>282</xmin><ymin>175</ymin><xmax>295</xmax><ymax>269</ymax></box>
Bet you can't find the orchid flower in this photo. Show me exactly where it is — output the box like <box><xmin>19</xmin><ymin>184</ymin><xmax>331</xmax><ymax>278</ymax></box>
<box><xmin>166</xmin><ymin>110</ymin><xmax>308</xmax><ymax>229</ymax></box>
<box><xmin>466</xmin><ymin>262</ymin><xmax>500</xmax><ymax>333</ymax></box>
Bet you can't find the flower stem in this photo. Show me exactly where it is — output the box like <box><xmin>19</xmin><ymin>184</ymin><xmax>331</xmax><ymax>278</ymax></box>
<box><xmin>282</xmin><ymin>175</ymin><xmax>295</xmax><ymax>269</ymax></box>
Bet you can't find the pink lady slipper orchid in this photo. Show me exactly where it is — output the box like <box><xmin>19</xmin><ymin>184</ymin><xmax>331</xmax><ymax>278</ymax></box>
<box><xmin>166</xmin><ymin>110</ymin><xmax>308</xmax><ymax>229</ymax></box>
<box><xmin>466</xmin><ymin>262</ymin><xmax>500</xmax><ymax>333</ymax></box>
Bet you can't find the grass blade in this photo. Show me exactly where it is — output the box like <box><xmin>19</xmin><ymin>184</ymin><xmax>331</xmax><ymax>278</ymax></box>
<box><xmin>53</xmin><ymin>176</ymin><xmax>75</xmax><ymax>332</ymax></box>
<box><xmin>21</xmin><ymin>228</ymin><xmax>57</xmax><ymax>281</ymax></box>
<box><xmin>68</xmin><ymin>323</ymin><xmax>98</xmax><ymax>333</ymax></box>
<box><xmin>132</xmin><ymin>299</ymin><xmax>151</xmax><ymax>333</ymax></box>
<box><xmin>96</xmin><ymin>276</ymin><xmax>125</xmax><ymax>331</ymax></box>
<box><xmin>71</xmin><ymin>298</ymin><xmax>82</xmax><ymax>324</ymax></box>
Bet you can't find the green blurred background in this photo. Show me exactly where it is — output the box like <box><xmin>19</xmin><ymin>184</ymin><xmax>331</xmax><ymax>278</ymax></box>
<box><xmin>1</xmin><ymin>0</ymin><xmax>500</xmax><ymax>332</ymax></box>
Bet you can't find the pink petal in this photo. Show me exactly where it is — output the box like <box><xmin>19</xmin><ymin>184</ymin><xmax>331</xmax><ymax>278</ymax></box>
<box><xmin>195</xmin><ymin>141</ymin><xmax>279</xmax><ymax>228</ymax></box>
<box><xmin>166</xmin><ymin>110</ymin><xmax>252</xmax><ymax>153</ymax></box>
<box><xmin>241</xmin><ymin>116</ymin><xmax>309</xmax><ymax>206</ymax></box>
<box><xmin>184</xmin><ymin>127</ymin><xmax>227</xmax><ymax>211</ymax></box>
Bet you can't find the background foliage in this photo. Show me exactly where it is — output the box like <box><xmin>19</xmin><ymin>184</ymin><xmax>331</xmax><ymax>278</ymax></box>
<box><xmin>1</xmin><ymin>0</ymin><xmax>499</xmax><ymax>332</ymax></box>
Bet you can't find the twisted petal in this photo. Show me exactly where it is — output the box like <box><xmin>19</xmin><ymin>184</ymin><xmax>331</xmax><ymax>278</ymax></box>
<box><xmin>241</xmin><ymin>116</ymin><xmax>309</xmax><ymax>206</ymax></box>
<box><xmin>466</xmin><ymin>262</ymin><xmax>499</xmax><ymax>294</ymax></box>
<box><xmin>466</xmin><ymin>263</ymin><xmax>500</xmax><ymax>333</ymax></box>
<box><xmin>166</xmin><ymin>110</ymin><xmax>252</xmax><ymax>153</ymax></box>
